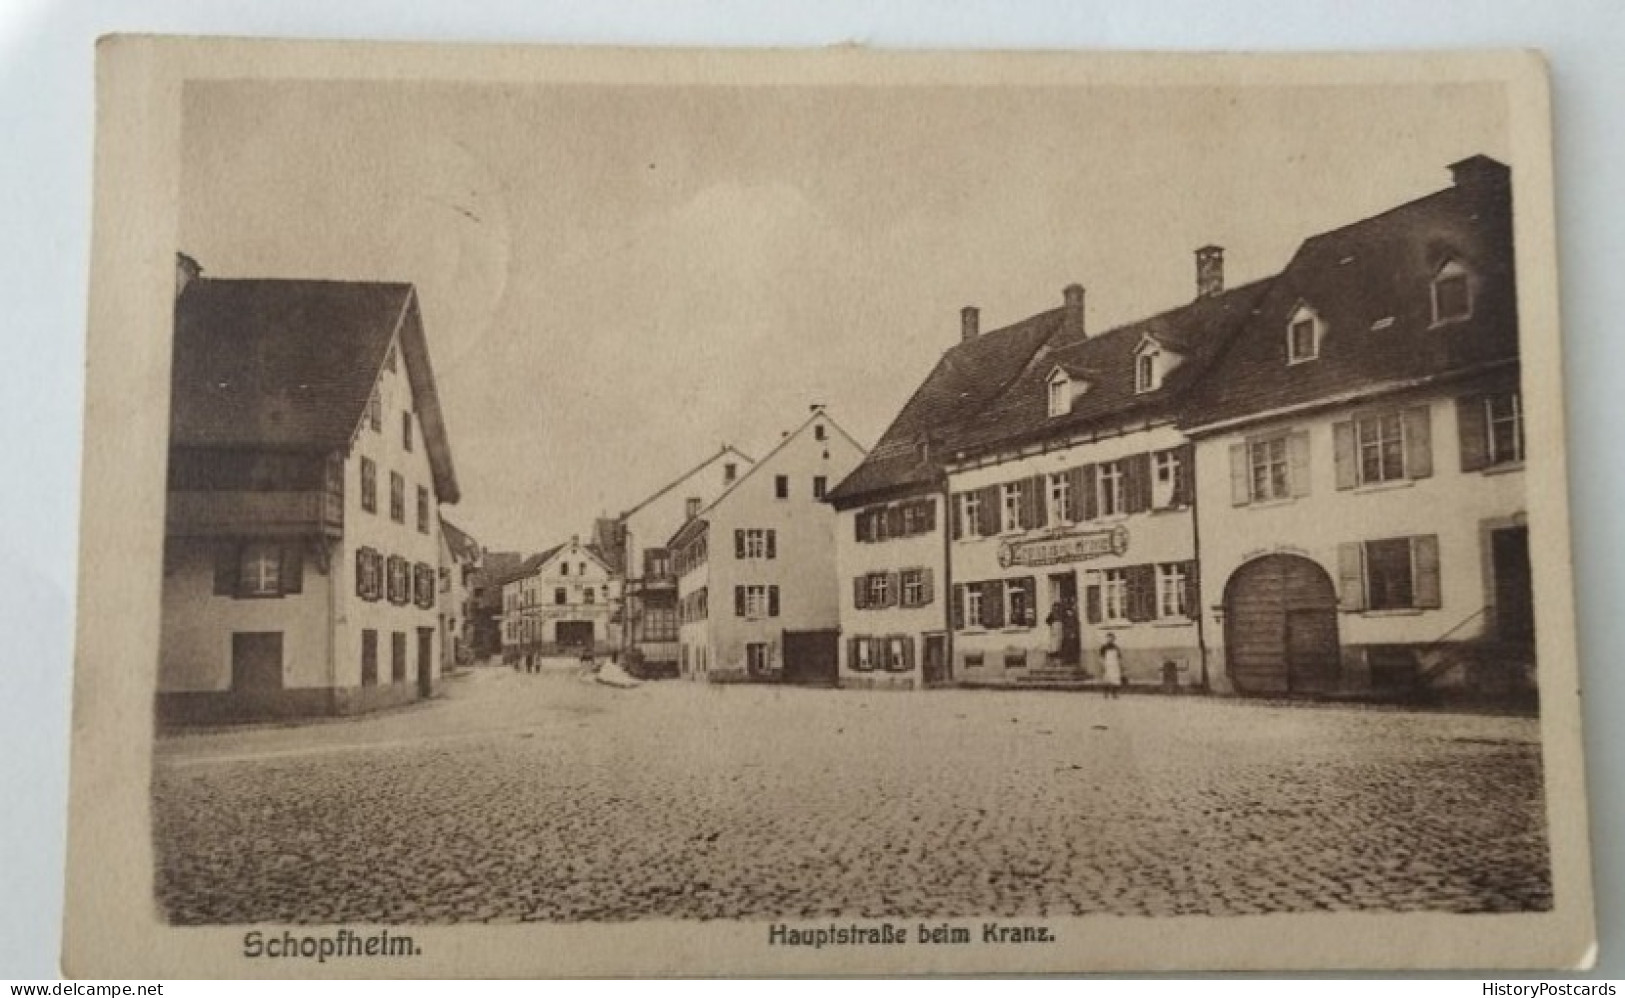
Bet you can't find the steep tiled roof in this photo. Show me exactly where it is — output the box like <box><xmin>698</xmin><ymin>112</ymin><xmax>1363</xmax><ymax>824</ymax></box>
<box><xmin>824</xmin><ymin>310</ymin><xmax>1058</xmax><ymax>507</ymax></box>
<box><xmin>951</xmin><ymin>279</ymin><xmax>1272</xmax><ymax>458</ymax></box>
<box><xmin>1183</xmin><ymin>159</ymin><xmax>1516</xmax><ymax>431</ymax></box>
<box><xmin>170</xmin><ymin>276</ymin><xmax>460</xmax><ymax>502</ymax></box>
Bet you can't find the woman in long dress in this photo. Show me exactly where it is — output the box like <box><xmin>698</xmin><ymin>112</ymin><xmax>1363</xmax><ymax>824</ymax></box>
<box><xmin>1100</xmin><ymin>633</ymin><xmax>1124</xmax><ymax>698</ymax></box>
<box><xmin>1045</xmin><ymin>602</ymin><xmax>1066</xmax><ymax>665</ymax></box>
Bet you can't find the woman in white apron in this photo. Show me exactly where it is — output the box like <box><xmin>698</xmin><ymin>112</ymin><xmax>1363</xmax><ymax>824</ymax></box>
<box><xmin>1100</xmin><ymin>633</ymin><xmax>1124</xmax><ymax>698</ymax></box>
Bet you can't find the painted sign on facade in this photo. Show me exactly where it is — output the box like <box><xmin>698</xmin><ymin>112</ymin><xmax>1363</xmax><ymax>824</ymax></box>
<box><xmin>997</xmin><ymin>525</ymin><xmax>1129</xmax><ymax>568</ymax></box>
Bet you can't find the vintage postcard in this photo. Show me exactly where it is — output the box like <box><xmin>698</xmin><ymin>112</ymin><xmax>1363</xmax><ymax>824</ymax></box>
<box><xmin>64</xmin><ymin>38</ymin><xmax>1593</xmax><ymax>976</ymax></box>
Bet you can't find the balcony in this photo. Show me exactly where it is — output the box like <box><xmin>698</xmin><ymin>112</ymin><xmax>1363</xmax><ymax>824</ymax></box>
<box><xmin>167</xmin><ymin>488</ymin><xmax>343</xmax><ymax>538</ymax></box>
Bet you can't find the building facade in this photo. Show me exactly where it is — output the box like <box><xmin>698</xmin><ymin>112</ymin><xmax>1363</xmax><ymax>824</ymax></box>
<box><xmin>612</xmin><ymin>445</ymin><xmax>753</xmax><ymax>676</ymax></box>
<box><xmin>499</xmin><ymin>538</ymin><xmax>622</xmax><ymax>666</ymax></box>
<box><xmin>672</xmin><ymin>408</ymin><xmax>865</xmax><ymax>683</ymax></box>
<box><xmin>1184</xmin><ymin>156</ymin><xmax>1530</xmax><ymax>701</ymax></box>
<box><xmin>159</xmin><ymin>262</ymin><xmax>461</xmax><ymax>721</ymax></box>
<box><xmin>439</xmin><ymin>518</ymin><xmax>481</xmax><ymax>670</ymax></box>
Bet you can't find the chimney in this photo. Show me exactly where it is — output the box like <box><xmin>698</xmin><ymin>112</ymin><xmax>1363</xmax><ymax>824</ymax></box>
<box><xmin>1195</xmin><ymin>245</ymin><xmax>1224</xmax><ymax>299</ymax></box>
<box><xmin>175</xmin><ymin>252</ymin><xmax>202</xmax><ymax>298</ymax></box>
<box><xmin>1063</xmin><ymin>284</ymin><xmax>1086</xmax><ymax>338</ymax></box>
<box><xmin>960</xmin><ymin>306</ymin><xmax>980</xmax><ymax>342</ymax></box>
<box><xmin>1449</xmin><ymin>154</ymin><xmax>1510</xmax><ymax>196</ymax></box>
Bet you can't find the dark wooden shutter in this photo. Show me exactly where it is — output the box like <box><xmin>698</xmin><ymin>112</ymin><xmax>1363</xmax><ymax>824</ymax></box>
<box><xmin>766</xmin><ymin>530</ymin><xmax>777</xmax><ymax>559</ymax></box>
<box><xmin>1029</xmin><ymin>475</ymin><xmax>1048</xmax><ymax>528</ymax></box>
<box><xmin>280</xmin><ymin>544</ymin><xmax>303</xmax><ymax>595</ymax></box>
<box><xmin>853</xmin><ymin>576</ymin><xmax>868</xmax><ymax>610</ymax></box>
<box><xmin>1125</xmin><ymin>453</ymin><xmax>1152</xmax><ymax>514</ymax></box>
<box><xmin>951</xmin><ymin>495</ymin><xmax>963</xmax><ymax>540</ymax></box>
<box><xmin>1287</xmin><ymin>431</ymin><xmax>1311</xmax><ymax>498</ymax></box>
<box><xmin>855</xmin><ymin>512</ymin><xmax>866</xmax><ymax>543</ymax></box>
<box><xmin>886</xmin><ymin>505</ymin><xmax>904</xmax><ymax>537</ymax></box>
<box><xmin>214</xmin><ymin>543</ymin><xmax>238</xmax><ymax>596</ymax></box>
<box><xmin>922</xmin><ymin>499</ymin><xmax>937</xmax><ymax>533</ymax></box>
<box><xmin>978</xmin><ymin>485</ymin><xmax>1001</xmax><ymax>536</ymax></box>
<box><xmin>1413</xmin><ymin>535</ymin><xmax>1441</xmax><ymax>608</ymax></box>
<box><xmin>1085</xmin><ymin>581</ymin><xmax>1102</xmax><ymax>624</ymax></box>
<box><xmin>1171</xmin><ymin>444</ymin><xmax>1194</xmax><ymax>507</ymax></box>
<box><xmin>920</xmin><ymin>568</ymin><xmax>935</xmax><ymax>606</ymax></box>
<box><xmin>1127</xmin><ymin>564</ymin><xmax>1157</xmax><ymax>622</ymax></box>
<box><xmin>1457</xmin><ymin>396</ymin><xmax>1490</xmax><ymax>472</ymax></box>
<box><xmin>734</xmin><ymin>529</ymin><xmax>746</xmax><ymax>559</ymax></box>
<box><xmin>768</xmin><ymin>585</ymin><xmax>781</xmax><ymax>617</ymax></box>
<box><xmin>734</xmin><ymin>586</ymin><xmax>746</xmax><ymax>617</ymax></box>
<box><xmin>1334</xmin><ymin>421</ymin><xmax>1357</xmax><ymax>490</ymax></box>
<box><xmin>951</xmin><ymin>583</ymin><xmax>965</xmax><ymax>630</ymax></box>
<box><xmin>1229</xmin><ymin>444</ymin><xmax>1250</xmax><ymax>506</ymax></box>
<box><xmin>1064</xmin><ymin>466</ymin><xmax>1087</xmax><ymax>523</ymax></box>
<box><xmin>885</xmin><ymin>571</ymin><xmax>901</xmax><ymax>608</ymax></box>
<box><xmin>1182</xmin><ymin>560</ymin><xmax>1200</xmax><ymax>619</ymax></box>
<box><xmin>1337</xmin><ymin>542</ymin><xmax>1366</xmax><ymax>611</ymax></box>
<box><xmin>1404</xmin><ymin>405</ymin><xmax>1433</xmax><ymax>479</ymax></box>
<box><xmin>982</xmin><ymin>581</ymin><xmax>1005</xmax><ymax>628</ymax></box>
<box><xmin>1081</xmin><ymin>464</ymin><xmax>1099</xmax><ymax>520</ymax></box>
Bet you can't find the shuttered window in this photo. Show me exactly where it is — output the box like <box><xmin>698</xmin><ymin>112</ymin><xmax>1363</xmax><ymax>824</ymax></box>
<box><xmin>1336</xmin><ymin>535</ymin><xmax>1442</xmax><ymax>612</ymax></box>
<box><xmin>1335</xmin><ymin>406</ymin><xmax>1434</xmax><ymax>488</ymax></box>
<box><xmin>1233</xmin><ymin>432</ymin><xmax>1309</xmax><ymax>504</ymax></box>
<box><xmin>1459</xmin><ymin>392</ymin><xmax>1524</xmax><ymax>471</ymax></box>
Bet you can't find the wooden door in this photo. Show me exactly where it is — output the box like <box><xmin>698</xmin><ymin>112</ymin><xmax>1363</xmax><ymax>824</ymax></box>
<box><xmin>417</xmin><ymin>627</ymin><xmax>434</xmax><ymax>697</ymax></box>
<box><xmin>231</xmin><ymin>632</ymin><xmax>283</xmax><ymax>691</ymax></box>
<box><xmin>782</xmin><ymin>629</ymin><xmax>839</xmax><ymax>686</ymax></box>
<box><xmin>1225</xmin><ymin>555</ymin><xmax>1340</xmax><ymax>695</ymax></box>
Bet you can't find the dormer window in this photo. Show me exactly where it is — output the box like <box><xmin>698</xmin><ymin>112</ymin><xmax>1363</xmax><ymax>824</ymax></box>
<box><xmin>1287</xmin><ymin>304</ymin><xmax>1322</xmax><ymax>364</ymax></box>
<box><xmin>1432</xmin><ymin>258</ymin><xmax>1473</xmax><ymax>325</ymax></box>
<box><xmin>1046</xmin><ymin>367</ymin><xmax>1082</xmax><ymax>417</ymax></box>
<box><xmin>1135</xmin><ymin>353</ymin><xmax>1157</xmax><ymax>393</ymax></box>
<box><xmin>1132</xmin><ymin>335</ymin><xmax>1180</xmax><ymax>393</ymax></box>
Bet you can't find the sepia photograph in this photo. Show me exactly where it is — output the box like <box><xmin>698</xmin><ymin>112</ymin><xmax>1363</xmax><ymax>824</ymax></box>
<box><xmin>62</xmin><ymin>39</ymin><xmax>1592</xmax><ymax>976</ymax></box>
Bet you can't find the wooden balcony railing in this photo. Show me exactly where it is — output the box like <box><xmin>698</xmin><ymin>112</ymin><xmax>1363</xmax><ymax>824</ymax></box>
<box><xmin>167</xmin><ymin>488</ymin><xmax>343</xmax><ymax>538</ymax></box>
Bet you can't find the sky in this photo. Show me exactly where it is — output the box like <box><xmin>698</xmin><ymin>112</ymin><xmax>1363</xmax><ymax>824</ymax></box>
<box><xmin>178</xmin><ymin>78</ymin><xmax>1508</xmax><ymax>554</ymax></box>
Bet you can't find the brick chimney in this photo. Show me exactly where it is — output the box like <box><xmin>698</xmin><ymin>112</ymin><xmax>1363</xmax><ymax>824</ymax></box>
<box><xmin>1195</xmin><ymin>245</ymin><xmax>1224</xmax><ymax>299</ymax></box>
<box><xmin>175</xmin><ymin>252</ymin><xmax>202</xmax><ymax>298</ymax></box>
<box><xmin>961</xmin><ymin>306</ymin><xmax>980</xmax><ymax>343</ymax></box>
<box><xmin>1449</xmin><ymin>154</ymin><xmax>1510</xmax><ymax>200</ymax></box>
<box><xmin>1063</xmin><ymin>284</ymin><xmax>1086</xmax><ymax>338</ymax></box>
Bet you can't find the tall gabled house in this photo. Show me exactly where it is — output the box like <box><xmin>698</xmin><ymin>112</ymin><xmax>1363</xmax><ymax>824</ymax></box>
<box><xmin>671</xmin><ymin>408</ymin><xmax>865</xmax><ymax>683</ymax></box>
<box><xmin>1182</xmin><ymin>155</ymin><xmax>1529</xmax><ymax>700</ymax></box>
<box><xmin>160</xmin><ymin>258</ymin><xmax>460</xmax><ymax>721</ymax></box>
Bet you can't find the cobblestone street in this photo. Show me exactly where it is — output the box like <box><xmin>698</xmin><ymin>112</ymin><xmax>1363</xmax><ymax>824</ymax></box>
<box><xmin>152</xmin><ymin>668</ymin><xmax>1551</xmax><ymax>924</ymax></box>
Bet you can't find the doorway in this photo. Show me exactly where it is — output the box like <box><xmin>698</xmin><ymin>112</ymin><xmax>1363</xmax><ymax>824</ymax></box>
<box><xmin>417</xmin><ymin>627</ymin><xmax>435</xmax><ymax>698</ymax></box>
<box><xmin>923</xmin><ymin>634</ymin><xmax>948</xmax><ymax>686</ymax></box>
<box><xmin>231</xmin><ymin>632</ymin><xmax>283</xmax><ymax>691</ymax></box>
<box><xmin>1224</xmin><ymin>554</ymin><xmax>1341</xmax><ymax>694</ymax></box>
<box><xmin>556</xmin><ymin>620</ymin><xmax>595</xmax><ymax>649</ymax></box>
<box><xmin>1491</xmin><ymin>526</ymin><xmax>1533</xmax><ymax>642</ymax></box>
<box><xmin>1047</xmin><ymin>571</ymin><xmax>1081</xmax><ymax>666</ymax></box>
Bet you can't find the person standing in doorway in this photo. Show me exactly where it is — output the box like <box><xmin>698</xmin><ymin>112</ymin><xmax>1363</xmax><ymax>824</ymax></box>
<box><xmin>1046</xmin><ymin>600</ymin><xmax>1067</xmax><ymax>666</ymax></box>
<box><xmin>1100</xmin><ymin>633</ymin><xmax>1124</xmax><ymax>699</ymax></box>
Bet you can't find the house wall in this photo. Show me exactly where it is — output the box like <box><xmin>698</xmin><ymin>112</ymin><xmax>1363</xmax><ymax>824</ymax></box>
<box><xmin>676</xmin><ymin>551</ymin><xmax>712</xmax><ymax>679</ymax></box>
<box><xmin>502</xmin><ymin>541</ymin><xmax>622</xmax><ymax>659</ymax></box>
<box><xmin>833</xmin><ymin>492</ymin><xmax>947</xmax><ymax>690</ymax></box>
<box><xmin>948</xmin><ymin>422</ymin><xmax>1204</xmax><ymax>688</ymax></box>
<box><xmin>1194</xmin><ymin>378</ymin><xmax>1528</xmax><ymax>695</ymax></box>
<box><xmin>333</xmin><ymin>336</ymin><xmax>446</xmax><ymax>706</ymax></box>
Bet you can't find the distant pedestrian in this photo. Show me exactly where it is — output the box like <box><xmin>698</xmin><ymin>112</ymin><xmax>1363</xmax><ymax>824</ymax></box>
<box><xmin>1100</xmin><ymin>633</ymin><xmax>1124</xmax><ymax>699</ymax></box>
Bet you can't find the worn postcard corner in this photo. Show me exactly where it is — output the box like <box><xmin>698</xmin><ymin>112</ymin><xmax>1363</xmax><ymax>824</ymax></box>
<box><xmin>64</xmin><ymin>37</ymin><xmax>1593</xmax><ymax>977</ymax></box>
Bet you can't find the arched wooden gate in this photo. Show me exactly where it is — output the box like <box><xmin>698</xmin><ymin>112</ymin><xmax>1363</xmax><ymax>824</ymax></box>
<box><xmin>1224</xmin><ymin>554</ymin><xmax>1341</xmax><ymax>695</ymax></box>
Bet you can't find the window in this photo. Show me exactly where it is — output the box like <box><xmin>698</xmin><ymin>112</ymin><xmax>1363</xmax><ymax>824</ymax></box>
<box><xmin>737</xmin><ymin>528</ymin><xmax>776</xmax><ymax>559</ymax></box>
<box><xmin>1287</xmin><ymin>305</ymin><xmax>1321</xmax><ymax>364</ymax></box>
<box><xmin>413</xmin><ymin>563</ymin><xmax>436</xmax><ymax>609</ymax></box>
<box><xmin>774</xmin><ymin>475</ymin><xmax>789</xmax><ymax>499</ymax></box>
<box><xmin>1338</xmin><ymin>407</ymin><xmax>1431</xmax><ymax>488</ymax></box>
<box><xmin>390</xmin><ymin>472</ymin><xmax>405</xmax><ymax>523</ymax></box>
<box><xmin>814</xmin><ymin>423</ymin><xmax>827</xmax><ymax>441</ymax></box>
<box><xmin>965</xmin><ymin>586</ymin><xmax>985</xmax><ymax>628</ymax></box>
<box><xmin>869</xmin><ymin>573</ymin><xmax>892</xmax><ymax>607</ymax></box>
<box><xmin>361</xmin><ymin>630</ymin><xmax>378</xmax><ymax>686</ymax></box>
<box><xmin>554</xmin><ymin>587</ymin><xmax>567</xmax><ymax>605</ymax></box>
<box><xmin>1135</xmin><ymin>352</ymin><xmax>1157</xmax><ymax>393</ymax></box>
<box><xmin>561</xmin><ymin>562</ymin><xmax>569</xmax><ymax>577</ymax></box>
<box><xmin>1007</xmin><ymin>582</ymin><xmax>1031</xmax><ymax>629</ymax></box>
<box><xmin>1098</xmin><ymin>461</ymin><xmax>1125</xmax><ymax>517</ymax></box>
<box><xmin>853</xmin><ymin>638</ymin><xmax>874</xmax><ymax>672</ymax></box>
<box><xmin>900</xmin><ymin>568</ymin><xmax>930</xmax><ymax>608</ymax></box>
<box><xmin>1486</xmin><ymin>392</ymin><xmax>1524</xmax><ymax>466</ymax></box>
<box><xmin>416</xmin><ymin>486</ymin><xmax>430</xmax><ymax>534</ymax></box>
<box><xmin>1153</xmin><ymin>449</ymin><xmax>1181</xmax><ymax>509</ymax></box>
<box><xmin>1048</xmin><ymin>373</ymin><xmax>1070</xmax><ymax>417</ymax></box>
<box><xmin>360</xmin><ymin>457</ymin><xmax>377</xmax><ymax>513</ymax></box>
<box><xmin>1049</xmin><ymin>472</ymin><xmax>1074</xmax><ymax>525</ymax></box>
<box><xmin>885</xmin><ymin>636</ymin><xmax>912</xmax><ymax>673</ymax></box>
<box><xmin>1357</xmin><ymin>412</ymin><xmax>1406</xmax><ymax>484</ymax></box>
<box><xmin>685</xmin><ymin>496</ymin><xmax>702</xmax><ymax>519</ymax></box>
<box><xmin>963</xmin><ymin>651</ymin><xmax>985</xmax><ymax>669</ymax></box>
<box><xmin>386</xmin><ymin>555</ymin><xmax>410</xmax><ymax>605</ymax></box>
<box><xmin>724</xmin><ymin>462</ymin><xmax>738</xmax><ymax>483</ymax></box>
<box><xmin>642</xmin><ymin>607</ymin><xmax>678</xmax><ymax>642</ymax></box>
<box><xmin>960</xmin><ymin>492</ymin><xmax>983</xmax><ymax>539</ymax></box>
<box><xmin>367</xmin><ymin>389</ymin><xmax>382</xmax><ymax>432</ymax></box>
<box><xmin>1101</xmin><ymin>569</ymin><xmax>1129</xmax><ymax>623</ymax></box>
<box><xmin>402</xmin><ymin>411</ymin><xmax>413</xmax><ymax>452</ymax></box>
<box><xmin>1001</xmin><ymin>482</ymin><xmax>1023</xmax><ymax>533</ymax></box>
<box><xmin>813</xmin><ymin>475</ymin><xmax>827</xmax><ymax>499</ymax></box>
<box><xmin>1432</xmin><ymin>260</ymin><xmax>1472</xmax><ymax>324</ymax></box>
<box><xmin>1157</xmin><ymin>562</ymin><xmax>1190</xmax><ymax>619</ymax></box>
<box><xmin>1339</xmin><ymin>535</ymin><xmax>1442</xmax><ymax>612</ymax></box>
<box><xmin>1249</xmin><ymin>436</ymin><xmax>1290</xmax><ymax>502</ymax></box>
<box><xmin>736</xmin><ymin>584</ymin><xmax>779</xmax><ymax>619</ymax></box>
<box><xmin>584</xmin><ymin>588</ymin><xmax>595</xmax><ymax>605</ymax></box>
<box><xmin>238</xmin><ymin>543</ymin><xmax>281</xmax><ymax>597</ymax></box>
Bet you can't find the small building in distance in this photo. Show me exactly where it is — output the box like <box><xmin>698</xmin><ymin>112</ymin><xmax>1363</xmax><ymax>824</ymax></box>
<box><xmin>670</xmin><ymin>407</ymin><xmax>865</xmax><ymax>683</ymax></box>
<box><xmin>499</xmin><ymin>537</ymin><xmax>622</xmax><ymax>668</ymax></box>
<box><xmin>159</xmin><ymin>257</ymin><xmax>460</xmax><ymax>721</ymax></box>
<box><xmin>438</xmin><ymin>517</ymin><xmax>482</xmax><ymax>670</ymax></box>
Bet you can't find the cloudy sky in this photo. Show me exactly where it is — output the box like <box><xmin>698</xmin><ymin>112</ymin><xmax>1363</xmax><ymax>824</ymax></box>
<box><xmin>179</xmin><ymin>77</ymin><xmax>1508</xmax><ymax>553</ymax></box>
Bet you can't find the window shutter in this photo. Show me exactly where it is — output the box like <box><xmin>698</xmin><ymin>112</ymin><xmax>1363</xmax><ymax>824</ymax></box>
<box><xmin>1333</xmin><ymin>421</ymin><xmax>1357</xmax><ymax>490</ymax></box>
<box><xmin>982</xmin><ymin>581</ymin><xmax>1005</xmax><ymax>628</ymax></box>
<box><xmin>950</xmin><ymin>583</ymin><xmax>965</xmax><ymax>630</ymax></box>
<box><xmin>734</xmin><ymin>529</ymin><xmax>746</xmax><ymax>559</ymax></box>
<box><xmin>1022</xmin><ymin>577</ymin><xmax>1038</xmax><ymax>626</ymax></box>
<box><xmin>1171</xmin><ymin>444</ymin><xmax>1194</xmax><ymax>507</ymax></box>
<box><xmin>1081</xmin><ymin>464</ymin><xmax>1099</xmax><ymax>520</ymax></box>
<box><xmin>1126</xmin><ymin>453</ymin><xmax>1153</xmax><ymax>513</ymax></box>
<box><xmin>903</xmin><ymin>636</ymin><xmax>916</xmax><ymax>670</ymax></box>
<box><xmin>734</xmin><ymin>586</ymin><xmax>746</xmax><ymax>617</ymax></box>
<box><xmin>1064</xmin><ymin>465</ymin><xmax>1087</xmax><ymax>522</ymax></box>
<box><xmin>978</xmin><ymin>485</ymin><xmax>1001</xmax><ymax>537</ymax></box>
<box><xmin>769</xmin><ymin>585</ymin><xmax>781</xmax><ymax>617</ymax></box>
<box><xmin>1229</xmin><ymin>444</ymin><xmax>1249</xmax><ymax>506</ymax></box>
<box><xmin>853</xmin><ymin>576</ymin><xmax>867</xmax><ymax>610</ymax></box>
<box><xmin>1085</xmin><ymin>582</ymin><xmax>1102</xmax><ymax>624</ymax></box>
<box><xmin>766</xmin><ymin>530</ymin><xmax>777</xmax><ymax>559</ymax></box>
<box><xmin>921</xmin><ymin>568</ymin><xmax>935</xmax><ymax>606</ymax></box>
<box><xmin>951</xmin><ymin>496</ymin><xmax>963</xmax><ymax>540</ymax></box>
<box><xmin>1337</xmin><ymin>543</ymin><xmax>1366</xmax><ymax>611</ymax></box>
<box><xmin>855</xmin><ymin>512</ymin><xmax>868</xmax><ymax>543</ymax></box>
<box><xmin>215</xmin><ymin>543</ymin><xmax>238</xmax><ymax>596</ymax></box>
<box><xmin>846</xmin><ymin>638</ymin><xmax>858</xmax><ymax>672</ymax></box>
<box><xmin>354</xmin><ymin>548</ymin><xmax>368</xmax><ymax>599</ymax></box>
<box><xmin>1183</xmin><ymin>560</ymin><xmax>1200</xmax><ymax>619</ymax></box>
<box><xmin>1128</xmin><ymin>564</ymin><xmax>1157</xmax><ymax>622</ymax></box>
<box><xmin>1404</xmin><ymin>405</ymin><xmax>1433</xmax><ymax>479</ymax></box>
<box><xmin>1287</xmin><ymin>431</ymin><xmax>1311</xmax><ymax>498</ymax></box>
<box><xmin>887</xmin><ymin>505</ymin><xmax>904</xmax><ymax>537</ymax></box>
<box><xmin>923</xmin><ymin>499</ymin><xmax>937</xmax><ymax>533</ymax></box>
<box><xmin>1029</xmin><ymin>475</ymin><xmax>1048</xmax><ymax>528</ymax></box>
<box><xmin>1412</xmin><ymin>535</ymin><xmax>1442</xmax><ymax>609</ymax></box>
<box><xmin>1457</xmin><ymin>396</ymin><xmax>1490</xmax><ymax>472</ymax></box>
<box><xmin>281</xmin><ymin>544</ymin><xmax>303</xmax><ymax>595</ymax></box>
